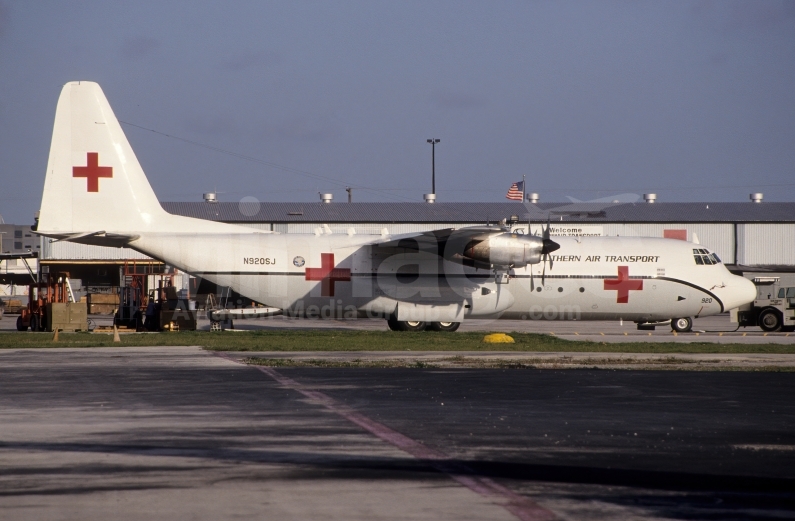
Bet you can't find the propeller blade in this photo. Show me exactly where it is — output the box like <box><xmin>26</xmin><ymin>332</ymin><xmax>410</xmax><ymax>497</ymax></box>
<box><xmin>530</xmin><ymin>266</ymin><xmax>534</xmax><ymax>290</ymax></box>
<box><xmin>540</xmin><ymin>214</ymin><xmax>556</xmax><ymax>278</ymax></box>
<box><xmin>541</xmin><ymin>255</ymin><xmax>547</xmax><ymax>286</ymax></box>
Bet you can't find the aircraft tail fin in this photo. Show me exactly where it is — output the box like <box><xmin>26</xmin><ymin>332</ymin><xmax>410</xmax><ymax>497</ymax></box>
<box><xmin>38</xmin><ymin>81</ymin><xmax>170</xmax><ymax>236</ymax></box>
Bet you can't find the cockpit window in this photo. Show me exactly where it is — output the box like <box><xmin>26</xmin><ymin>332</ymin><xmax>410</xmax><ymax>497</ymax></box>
<box><xmin>787</xmin><ymin>288</ymin><xmax>795</xmax><ymax>298</ymax></box>
<box><xmin>693</xmin><ymin>249</ymin><xmax>721</xmax><ymax>265</ymax></box>
<box><xmin>779</xmin><ymin>288</ymin><xmax>786</xmax><ymax>298</ymax></box>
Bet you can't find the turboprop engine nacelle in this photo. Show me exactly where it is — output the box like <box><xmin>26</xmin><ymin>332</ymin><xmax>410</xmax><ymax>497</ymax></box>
<box><xmin>464</xmin><ymin>233</ymin><xmax>548</xmax><ymax>268</ymax></box>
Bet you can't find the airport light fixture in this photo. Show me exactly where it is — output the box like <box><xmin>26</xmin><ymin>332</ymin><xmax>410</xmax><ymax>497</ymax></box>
<box><xmin>426</xmin><ymin>138</ymin><xmax>440</xmax><ymax>194</ymax></box>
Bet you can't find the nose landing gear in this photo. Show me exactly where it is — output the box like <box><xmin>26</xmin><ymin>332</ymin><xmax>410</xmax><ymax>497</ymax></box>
<box><xmin>671</xmin><ymin>317</ymin><xmax>693</xmax><ymax>333</ymax></box>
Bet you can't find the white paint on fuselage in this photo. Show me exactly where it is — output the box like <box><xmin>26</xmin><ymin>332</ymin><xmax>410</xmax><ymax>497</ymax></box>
<box><xmin>129</xmin><ymin>232</ymin><xmax>756</xmax><ymax>323</ymax></box>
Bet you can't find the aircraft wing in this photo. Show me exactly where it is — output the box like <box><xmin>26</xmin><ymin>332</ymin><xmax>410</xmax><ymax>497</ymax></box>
<box><xmin>372</xmin><ymin>225</ymin><xmax>549</xmax><ymax>270</ymax></box>
<box><xmin>373</xmin><ymin>226</ymin><xmax>495</xmax><ymax>252</ymax></box>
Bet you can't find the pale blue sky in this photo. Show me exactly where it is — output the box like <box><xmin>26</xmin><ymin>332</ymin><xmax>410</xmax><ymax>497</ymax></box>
<box><xmin>1</xmin><ymin>1</ymin><xmax>794</xmax><ymax>223</ymax></box>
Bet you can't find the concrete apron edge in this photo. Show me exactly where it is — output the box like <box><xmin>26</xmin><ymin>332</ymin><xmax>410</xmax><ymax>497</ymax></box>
<box><xmin>226</xmin><ymin>350</ymin><xmax>795</xmax><ymax>369</ymax></box>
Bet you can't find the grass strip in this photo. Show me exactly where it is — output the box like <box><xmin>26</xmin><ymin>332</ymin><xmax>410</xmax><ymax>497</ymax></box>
<box><xmin>0</xmin><ymin>330</ymin><xmax>792</xmax><ymax>353</ymax></box>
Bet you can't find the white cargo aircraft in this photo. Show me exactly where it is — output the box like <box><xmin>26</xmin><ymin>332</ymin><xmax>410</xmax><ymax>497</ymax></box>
<box><xmin>35</xmin><ymin>82</ymin><xmax>756</xmax><ymax>332</ymax></box>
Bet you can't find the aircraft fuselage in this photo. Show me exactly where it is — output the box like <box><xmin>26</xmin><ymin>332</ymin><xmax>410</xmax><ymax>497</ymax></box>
<box><xmin>133</xmin><ymin>232</ymin><xmax>753</xmax><ymax>323</ymax></box>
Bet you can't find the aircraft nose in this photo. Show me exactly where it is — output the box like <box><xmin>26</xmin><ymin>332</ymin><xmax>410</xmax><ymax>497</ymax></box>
<box><xmin>723</xmin><ymin>276</ymin><xmax>757</xmax><ymax>310</ymax></box>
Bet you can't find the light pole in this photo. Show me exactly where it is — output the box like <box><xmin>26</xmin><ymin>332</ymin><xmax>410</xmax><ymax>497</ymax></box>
<box><xmin>426</xmin><ymin>138</ymin><xmax>440</xmax><ymax>194</ymax></box>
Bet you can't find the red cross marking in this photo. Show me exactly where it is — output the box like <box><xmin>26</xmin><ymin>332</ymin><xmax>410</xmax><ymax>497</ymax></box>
<box><xmin>73</xmin><ymin>152</ymin><xmax>113</xmax><ymax>192</ymax></box>
<box><xmin>603</xmin><ymin>265</ymin><xmax>643</xmax><ymax>303</ymax></box>
<box><xmin>305</xmin><ymin>253</ymin><xmax>351</xmax><ymax>297</ymax></box>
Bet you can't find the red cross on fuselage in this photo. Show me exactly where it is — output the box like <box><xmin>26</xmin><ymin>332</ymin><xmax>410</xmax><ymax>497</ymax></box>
<box><xmin>73</xmin><ymin>152</ymin><xmax>113</xmax><ymax>192</ymax></box>
<box><xmin>305</xmin><ymin>253</ymin><xmax>351</xmax><ymax>297</ymax></box>
<box><xmin>603</xmin><ymin>265</ymin><xmax>643</xmax><ymax>303</ymax></box>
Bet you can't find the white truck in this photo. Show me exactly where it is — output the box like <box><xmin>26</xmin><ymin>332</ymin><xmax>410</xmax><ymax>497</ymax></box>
<box><xmin>734</xmin><ymin>276</ymin><xmax>795</xmax><ymax>332</ymax></box>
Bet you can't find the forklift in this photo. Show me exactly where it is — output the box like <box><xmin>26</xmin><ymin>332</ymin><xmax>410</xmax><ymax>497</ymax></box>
<box><xmin>114</xmin><ymin>260</ymin><xmax>153</xmax><ymax>331</ymax></box>
<box><xmin>114</xmin><ymin>280</ymin><xmax>145</xmax><ymax>330</ymax></box>
<box><xmin>143</xmin><ymin>282</ymin><xmax>198</xmax><ymax>331</ymax></box>
<box><xmin>114</xmin><ymin>261</ymin><xmax>198</xmax><ymax>332</ymax></box>
<box><xmin>16</xmin><ymin>271</ymin><xmax>87</xmax><ymax>332</ymax></box>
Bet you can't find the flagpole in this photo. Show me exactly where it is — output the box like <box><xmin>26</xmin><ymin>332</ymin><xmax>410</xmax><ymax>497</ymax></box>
<box><xmin>522</xmin><ymin>174</ymin><xmax>526</xmax><ymax>202</ymax></box>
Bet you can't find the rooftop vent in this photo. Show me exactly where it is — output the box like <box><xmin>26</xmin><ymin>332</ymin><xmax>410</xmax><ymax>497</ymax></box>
<box><xmin>750</xmin><ymin>193</ymin><xmax>763</xmax><ymax>203</ymax></box>
<box><xmin>527</xmin><ymin>192</ymin><xmax>539</xmax><ymax>203</ymax></box>
<box><xmin>643</xmin><ymin>193</ymin><xmax>657</xmax><ymax>203</ymax></box>
<box><xmin>203</xmin><ymin>192</ymin><xmax>217</xmax><ymax>203</ymax></box>
<box><xmin>423</xmin><ymin>193</ymin><xmax>436</xmax><ymax>203</ymax></box>
<box><xmin>320</xmin><ymin>193</ymin><xmax>333</xmax><ymax>203</ymax></box>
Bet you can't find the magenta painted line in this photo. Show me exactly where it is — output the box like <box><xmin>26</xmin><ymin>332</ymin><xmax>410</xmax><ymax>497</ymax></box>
<box><xmin>215</xmin><ymin>353</ymin><xmax>557</xmax><ymax>521</ymax></box>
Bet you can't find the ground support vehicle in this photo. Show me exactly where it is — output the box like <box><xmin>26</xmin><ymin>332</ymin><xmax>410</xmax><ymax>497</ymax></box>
<box><xmin>16</xmin><ymin>272</ymin><xmax>87</xmax><ymax>332</ymax></box>
<box><xmin>114</xmin><ymin>284</ymin><xmax>144</xmax><ymax>330</ymax></box>
<box><xmin>735</xmin><ymin>285</ymin><xmax>795</xmax><ymax>332</ymax></box>
<box><xmin>145</xmin><ymin>285</ymin><xmax>197</xmax><ymax>332</ymax></box>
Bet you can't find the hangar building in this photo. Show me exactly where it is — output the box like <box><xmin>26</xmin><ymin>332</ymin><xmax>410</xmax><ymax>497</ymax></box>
<box><xmin>2</xmin><ymin>198</ymin><xmax>794</xmax><ymax>306</ymax></box>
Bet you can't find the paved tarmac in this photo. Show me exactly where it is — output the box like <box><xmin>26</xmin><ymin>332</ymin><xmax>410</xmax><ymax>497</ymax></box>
<box><xmin>4</xmin><ymin>312</ymin><xmax>792</xmax><ymax>344</ymax></box>
<box><xmin>1</xmin><ymin>346</ymin><xmax>793</xmax><ymax>520</ymax></box>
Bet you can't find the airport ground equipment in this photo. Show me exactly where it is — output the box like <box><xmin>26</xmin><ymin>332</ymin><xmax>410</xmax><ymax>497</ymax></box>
<box><xmin>735</xmin><ymin>278</ymin><xmax>795</xmax><ymax>332</ymax></box>
<box><xmin>114</xmin><ymin>284</ymin><xmax>144</xmax><ymax>330</ymax></box>
<box><xmin>152</xmin><ymin>285</ymin><xmax>198</xmax><ymax>331</ymax></box>
<box><xmin>16</xmin><ymin>272</ymin><xmax>87</xmax><ymax>332</ymax></box>
<box><xmin>113</xmin><ymin>260</ymin><xmax>155</xmax><ymax>330</ymax></box>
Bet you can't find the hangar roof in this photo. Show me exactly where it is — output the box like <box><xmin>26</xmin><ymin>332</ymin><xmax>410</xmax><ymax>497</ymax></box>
<box><xmin>161</xmin><ymin>201</ymin><xmax>795</xmax><ymax>224</ymax></box>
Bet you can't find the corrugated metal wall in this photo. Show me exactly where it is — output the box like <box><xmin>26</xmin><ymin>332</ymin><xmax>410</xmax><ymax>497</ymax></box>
<box><xmin>600</xmin><ymin>223</ymin><xmax>735</xmax><ymax>264</ymax></box>
<box><xmin>38</xmin><ymin>221</ymin><xmax>794</xmax><ymax>267</ymax></box>
<box><xmin>44</xmin><ymin>240</ymin><xmax>153</xmax><ymax>261</ymax></box>
<box><xmin>235</xmin><ymin>223</ymin><xmax>273</xmax><ymax>231</ymax></box>
<box><xmin>737</xmin><ymin>224</ymin><xmax>795</xmax><ymax>266</ymax></box>
<box><xmin>282</xmin><ymin>223</ymin><xmax>478</xmax><ymax>235</ymax></box>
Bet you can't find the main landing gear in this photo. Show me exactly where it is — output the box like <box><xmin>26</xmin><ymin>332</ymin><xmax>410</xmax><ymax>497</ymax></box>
<box><xmin>386</xmin><ymin>318</ymin><xmax>461</xmax><ymax>332</ymax></box>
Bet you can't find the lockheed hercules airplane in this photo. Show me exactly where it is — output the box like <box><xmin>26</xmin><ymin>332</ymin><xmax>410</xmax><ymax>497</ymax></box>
<box><xmin>35</xmin><ymin>82</ymin><xmax>756</xmax><ymax>332</ymax></box>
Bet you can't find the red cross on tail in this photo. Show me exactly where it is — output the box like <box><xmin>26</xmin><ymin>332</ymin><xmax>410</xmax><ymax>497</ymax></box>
<box><xmin>305</xmin><ymin>253</ymin><xmax>351</xmax><ymax>297</ymax></box>
<box><xmin>73</xmin><ymin>152</ymin><xmax>113</xmax><ymax>192</ymax></box>
<box><xmin>603</xmin><ymin>266</ymin><xmax>643</xmax><ymax>303</ymax></box>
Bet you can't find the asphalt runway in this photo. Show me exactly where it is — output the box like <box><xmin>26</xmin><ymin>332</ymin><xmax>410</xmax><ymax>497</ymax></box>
<box><xmin>1</xmin><ymin>347</ymin><xmax>793</xmax><ymax>520</ymax></box>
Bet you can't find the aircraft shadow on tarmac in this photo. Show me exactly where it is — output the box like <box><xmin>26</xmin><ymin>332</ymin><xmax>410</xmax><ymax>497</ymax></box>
<box><xmin>3</xmin><ymin>439</ymin><xmax>793</xmax><ymax>519</ymax></box>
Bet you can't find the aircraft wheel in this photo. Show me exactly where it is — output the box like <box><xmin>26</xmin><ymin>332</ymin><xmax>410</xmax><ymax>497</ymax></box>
<box><xmin>671</xmin><ymin>317</ymin><xmax>693</xmax><ymax>332</ymax></box>
<box><xmin>16</xmin><ymin>316</ymin><xmax>27</xmax><ymax>331</ymax></box>
<box><xmin>402</xmin><ymin>321</ymin><xmax>427</xmax><ymax>332</ymax></box>
<box><xmin>400</xmin><ymin>321</ymin><xmax>427</xmax><ymax>332</ymax></box>
<box><xmin>428</xmin><ymin>321</ymin><xmax>461</xmax><ymax>332</ymax></box>
<box><xmin>386</xmin><ymin>318</ymin><xmax>428</xmax><ymax>331</ymax></box>
<box><xmin>758</xmin><ymin>308</ymin><xmax>783</xmax><ymax>332</ymax></box>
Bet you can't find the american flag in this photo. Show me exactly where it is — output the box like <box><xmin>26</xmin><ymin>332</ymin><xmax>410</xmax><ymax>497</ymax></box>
<box><xmin>505</xmin><ymin>181</ymin><xmax>524</xmax><ymax>201</ymax></box>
